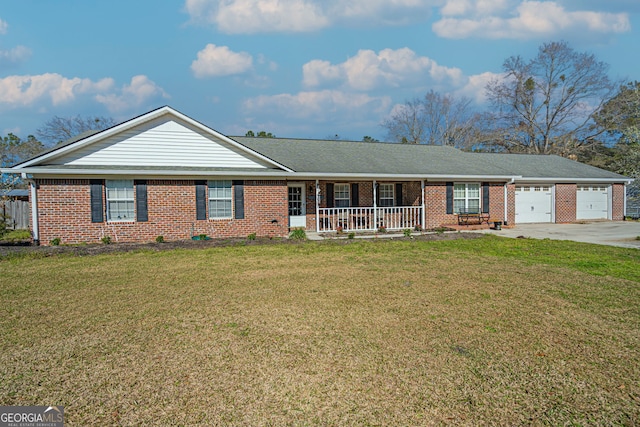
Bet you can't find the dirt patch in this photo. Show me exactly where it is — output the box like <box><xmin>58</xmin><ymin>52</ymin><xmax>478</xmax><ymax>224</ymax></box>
<box><xmin>0</xmin><ymin>232</ymin><xmax>483</xmax><ymax>259</ymax></box>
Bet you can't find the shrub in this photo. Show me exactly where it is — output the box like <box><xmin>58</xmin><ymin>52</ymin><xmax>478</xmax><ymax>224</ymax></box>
<box><xmin>101</xmin><ymin>236</ymin><xmax>112</xmax><ymax>245</ymax></box>
<box><xmin>347</xmin><ymin>232</ymin><xmax>355</xmax><ymax>240</ymax></box>
<box><xmin>50</xmin><ymin>237</ymin><xmax>61</xmax><ymax>246</ymax></box>
<box><xmin>336</xmin><ymin>226</ymin><xmax>344</xmax><ymax>235</ymax></box>
<box><xmin>378</xmin><ymin>226</ymin><xmax>387</xmax><ymax>233</ymax></box>
<box><xmin>289</xmin><ymin>228</ymin><xmax>307</xmax><ymax>240</ymax></box>
<box><xmin>403</xmin><ymin>228</ymin><xmax>412</xmax><ymax>237</ymax></box>
<box><xmin>155</xmin><ymin>235</ymin><xmax>165</xmax><ymax>243</ymax></box>
<box><xmin>247</xmin><ymin>232</ymin><xmax>257</xmax><ymax>240</ymax></box>
<box><xmin>414</xmin><ymin>225</ymin><xmax>423</xmax><ymax>232</ymax></box>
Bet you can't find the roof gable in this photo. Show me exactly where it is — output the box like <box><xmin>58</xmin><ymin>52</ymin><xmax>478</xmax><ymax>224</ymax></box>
<box><xmin>18</xmin><ymin>107</ymin><xmax>290</xmax><ymax>171</ymax></box>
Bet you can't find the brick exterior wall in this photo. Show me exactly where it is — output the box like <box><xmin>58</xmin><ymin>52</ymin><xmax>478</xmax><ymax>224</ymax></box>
<box><xmin>35</xmin><ymin>179</ymin><xmax>288</xmax><ymax>245</ymax></box>
<box><xmin>555</xmin><ymin>183</ymin><xmax>577</xmax><ymax>223</ymax></box>
<box><xmin>612</xmin><ymin>183</ymin><xmax>625</xmax><ymax>221</ymax></box>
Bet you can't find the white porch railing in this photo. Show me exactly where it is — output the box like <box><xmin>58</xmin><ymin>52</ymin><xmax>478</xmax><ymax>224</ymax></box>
<box><xmin>318</xmin><ymin>206</ymin><xmax>422</xmax><ymax>232</ymax></box>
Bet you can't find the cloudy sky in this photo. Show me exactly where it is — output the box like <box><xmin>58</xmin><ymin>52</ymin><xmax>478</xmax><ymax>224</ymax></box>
<box><xmin>0</xmin><ymin>0</ymin><xmax>638</xmax><ymax>141</ymax></box>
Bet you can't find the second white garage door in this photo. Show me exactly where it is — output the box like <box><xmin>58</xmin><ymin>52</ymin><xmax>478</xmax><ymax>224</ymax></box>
<box><xmin>515</xmin><ymin>185</ymin><xmax>553</xmax><ymax>223</ymax></box>
<box><xmin>577</xmin><ymin>185</ymin><xmax>609</xmax><ymax>220</ymax></box>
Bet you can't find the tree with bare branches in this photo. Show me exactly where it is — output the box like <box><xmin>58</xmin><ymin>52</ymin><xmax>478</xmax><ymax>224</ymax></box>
<box><xmin>37</xmin><ymin>115</ymin><xmax>116</xmax><ymax>146</ymax></box>
<box><xmin>485</xmin><ymin>41</ymin><xmax>616</xmax><ymax>155</ymax></box>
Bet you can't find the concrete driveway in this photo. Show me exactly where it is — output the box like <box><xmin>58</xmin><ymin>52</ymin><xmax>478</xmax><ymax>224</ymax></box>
<box><xmin>478</xmin><ymin>221</ymin><xmax>640</xmax><ymax>249</ymax></box>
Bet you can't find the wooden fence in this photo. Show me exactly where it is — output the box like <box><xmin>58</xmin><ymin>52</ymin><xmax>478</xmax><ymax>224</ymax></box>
<box><xmin>1</xmin><ymin>200</ymin><xmax>30</xmax><ymax>230</ymax></box>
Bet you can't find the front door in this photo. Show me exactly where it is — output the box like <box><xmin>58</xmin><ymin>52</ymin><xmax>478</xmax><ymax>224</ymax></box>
<box><xmin>288</xmin><ymin>184</ymin><xmax>306</xmax><ymax>228</ymax></box>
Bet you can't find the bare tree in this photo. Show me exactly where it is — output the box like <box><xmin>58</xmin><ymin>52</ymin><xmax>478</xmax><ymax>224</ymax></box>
<box><xmin>485</xmin><ymin>41</ymin><xmax>616</xmax><ymax>155</ymax></box>
<box><xmin>382</xmin><ymin>90</ymin><xmax>476</xmax><ymax>147</ymax></box>
<box><xmin>37</xmin><ymin>115</ymin><xmax>116</xmax><ymax>146</ymax></box>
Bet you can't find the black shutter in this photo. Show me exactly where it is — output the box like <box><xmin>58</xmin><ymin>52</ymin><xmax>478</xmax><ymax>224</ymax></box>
<box><xmin>351</xmin><ymin>183</ymin><xmax>359</xmax><ymax>207</ymax></box>
<box><xmin>395</xmin><ymin>183</ymin><xmax>403</xmax><ymax>207</ymax></box>
<box><xmin>136</xmin><ymin>180</ymin><xmax>148</xmax><ymax>222</ymax></box>
<box><xmin>195</xmin><ymin>180</ymin><xmax>207</xmax><ymax>220</ymax></box>
<box><xmin>90</xmin><ymin>179</ymin><xmax>104</xmax><ymax>223</ymax></box>
<box><xmin>375</xmin><ymin>183</ymin><xmax>380</xmax><ymax>206</ymax></box>
<box><xmin>446</xmin><ymin>182</ymin><xmax>454</xmax><ymax>214</ymax></box>
<box><xmin>233</xmin><ymin>180</ymin><xmax>244</xmax><ymax>219</ymax></box>
<box><xmin>326</xmin><ymin>183</ymin><xmax>334</xmax><ymax>208</ymax></box>
<box><xmin>482</xmin><ymin>183</ymin><xmax>490</xmax><ymax>214</ymax></box>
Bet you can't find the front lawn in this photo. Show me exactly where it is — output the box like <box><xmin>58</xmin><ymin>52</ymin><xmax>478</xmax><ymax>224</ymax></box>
<box><xmin>1</xmin><ymin>236</ymin><xmax>638</xmax><ymax>425</ymax></box>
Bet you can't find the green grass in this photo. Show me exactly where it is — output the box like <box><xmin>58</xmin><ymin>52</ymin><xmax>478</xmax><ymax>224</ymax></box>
<box><xmin>0</xmin><ymin>229</ymin><xmax>30</xmax><ymax>242</ymax></box>
<box><xmin>0</xmin><ymin>236</ymin><xmax>638</xmax><ymax>425</ymax></box>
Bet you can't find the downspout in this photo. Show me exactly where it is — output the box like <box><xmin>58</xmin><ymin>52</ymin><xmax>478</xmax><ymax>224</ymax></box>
<box><xmin>22</xmin><ymin>173</ymin><xmax>39</xmax><ymax>245</ymax></box>
<box><xmin>315</xmin><ymin>179</ymin><xmax>320</xmax><ymax>233</ymax></box>
<box><xmin>504</xmin><ymin>177</ymin><xmax>515</xmax><ymax>225</ymax></box>
<box><xmin>421</xmin><ymin>179</ymin><xmax>426</xmax><ymax>230</ymax></box>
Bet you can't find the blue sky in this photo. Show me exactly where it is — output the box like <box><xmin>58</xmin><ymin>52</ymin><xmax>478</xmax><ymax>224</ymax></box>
<box><xmin>1</xmin><ymin>0</ymin><xmax>639</xmax><ymax>142</ymax></box>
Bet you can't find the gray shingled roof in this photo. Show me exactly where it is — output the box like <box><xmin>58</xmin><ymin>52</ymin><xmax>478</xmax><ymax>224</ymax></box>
<box><xmin>235</xmin><ymin>137</ymin><xmax>628</xmax><ymax>180</ymax></box>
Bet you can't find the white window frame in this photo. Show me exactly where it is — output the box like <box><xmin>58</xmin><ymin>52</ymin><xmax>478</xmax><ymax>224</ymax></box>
<box><xmin>106</xmin><ymin>179</ymin><xmax>135</xmax><ymax>222</ymax></box>
<box><xmin>334</xmin><ymin>183</ymin><xmax>350</xmax><ymax>208</ymax></box>
<box><xmin>208</xmin><ymin>180</ymin><xmax>232</xmax><ymax>219</ymax></box>
<box><xmin>453</xmin><ymin>182</ymin><xmax>480</xmax><ymax>214</ymax></box>
<box><xmin>379</xmin><ymin>183</ymin><xmax>394</xmax><ymax>207</ymax></box>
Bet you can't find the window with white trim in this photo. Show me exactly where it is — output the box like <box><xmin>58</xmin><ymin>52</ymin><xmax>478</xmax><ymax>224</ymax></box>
<box><xmin>106</xmin><ymin>180</ymin><xmax>135</xmax><ymax>221</ymax></box>
<box><xmin>379</xmin><ymin>183</ymin><xmax>394</xmax><ymax>207</ymax></box>
<box><xmin>453</xmin><ymin>183</ymin><xmax>480</xmax><ymax>213</ymax></box>
<box><xmin>334</xmin><ymin>183</ymin><xmax>350</xmax><ymax>208</ymax></box>
<box><xmin>208</xmin><ymin>180</ymin><xmax>232</xmax><ymax>218</ymax></box>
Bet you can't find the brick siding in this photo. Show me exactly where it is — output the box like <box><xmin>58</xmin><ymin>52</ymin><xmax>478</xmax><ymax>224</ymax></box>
<box><xmin>555</xmin><ymin>183</ymin><xmax>577</xmax><ymax>223</ymax></box>
<box><xmin>35</xmin><ymin>179</ymin><xmax>288</xmax><ymax>245</ymax></box>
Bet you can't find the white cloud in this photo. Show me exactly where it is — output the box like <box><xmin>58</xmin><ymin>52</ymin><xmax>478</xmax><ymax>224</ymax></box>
<box><xmin>303</xmin><ymin>48</ymin><xmax>464</xmax><ymax>91</ymax></box>
<box><xmin>243</xmin><ymin>90</ymin><xmax>391</xmax><ymax>121</ymax></box>
<box><xmin>184</xmin><ymin>0</ymin><xmax>436</xmax><ymax>34</ymax></box>
<box><xmin>0</xmin><ymin>45</ymin><xmax>32</xmax><ymax>66</ymax></box>
<box><xmin>433</xmin><ymin>1</ymin><xmax>631</xmax><ymax>39</ymax></box>
<box><xmin>454</xmin><ymin>71</ymin><xmax>502</xmax><ymax>104</ymax></box>
<box><xmin>0</xmin><ymin>73</ymin><xmax>114</xmax><ymax>107</ymax></box>
<box><xmin>95</xmin><ymin>75</ymin><xmax>169</xmax><ymax>113</ymax></box>
<box><xmin>0</xmin><ymin>18</ymin><xmax>7</xmax><ymax>34</ymax></box>
<box><xmin>191</xmin><ymin>44</ymin><xmax>253</xmax><ymax>78</ymax></box>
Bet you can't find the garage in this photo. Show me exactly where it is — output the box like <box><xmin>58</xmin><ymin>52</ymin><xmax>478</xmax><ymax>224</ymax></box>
<box><xmin>577</xmin><ymin>185</ymin><xmax>609</xmax><ymax>220</ymax></box>
<box><xmin>515</xmin><ymin>185</ymin><xmax>553</xmax><ymax>223</ymax></box>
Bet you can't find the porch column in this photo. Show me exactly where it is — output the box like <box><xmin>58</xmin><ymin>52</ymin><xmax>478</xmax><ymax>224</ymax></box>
<box><xmin>29</xmin><ymin>180</ymin><xmax>39</xmax><ymax>245</ymax></box>
<box><xmin>372</xmin><ymin>180</ymin><xmax>377</xmax><ymax>229</ymax></box>
<box><xmin>315</xmin><ymin>179</ymin><xmax>320</xmax><ymax>233</ymax></box>
<box><xmin>421</xmin><ymin>179</ymin><xmax>426</xmax><ymax>230</ymax></box>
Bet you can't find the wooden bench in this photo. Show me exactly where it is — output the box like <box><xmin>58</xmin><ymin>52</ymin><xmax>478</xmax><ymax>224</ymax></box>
<box><xmin>457</xmin><ymin>209</ymin><xmax>490</xmax><ymax>225</ymax></box>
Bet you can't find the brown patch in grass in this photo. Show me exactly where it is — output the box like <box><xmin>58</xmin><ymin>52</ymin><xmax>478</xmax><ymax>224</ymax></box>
<box><xmin>0</xmin><ymin>240</ymin><xmax>638</xmax><ymax>425</ymax></box>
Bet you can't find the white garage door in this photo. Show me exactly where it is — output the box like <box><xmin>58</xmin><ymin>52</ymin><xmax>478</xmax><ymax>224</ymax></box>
<box><xmin>515</xmin><ymin>185</ymin><xmax>553</xmax><ymax>223</ymax></box>
<box><xmin>577</xmin><ymin>185</ymin><xmax>609</xmax><ymax>220</ymax></box>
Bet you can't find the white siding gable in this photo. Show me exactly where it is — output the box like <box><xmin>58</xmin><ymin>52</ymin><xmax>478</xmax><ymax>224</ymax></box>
<box><xmin>49</xmin><ymin>118</ymin><xmax>268</xmax><ymax>169</ymax></box>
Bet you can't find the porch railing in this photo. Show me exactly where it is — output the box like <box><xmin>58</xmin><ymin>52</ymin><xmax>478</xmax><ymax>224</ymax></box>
<box><xmin>318</xmin><ymin>206</ymin><xmax>422</xmax><ymax>232</ymax></box>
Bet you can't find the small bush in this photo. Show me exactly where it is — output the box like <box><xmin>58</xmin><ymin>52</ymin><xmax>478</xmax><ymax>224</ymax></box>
<box><xmin>378</xmin><ymin>226</ymin><xmax>387</xmax><ymax>233</ymax></box>
<box><xmin>289</xmin><ymin>228</ymin><xmax>307</xmax><ymax>240</ymax></box>
<box><xmin>155</xmin><ymin>235</ymin><xmax>165</xmax><ymax>243</ymax></box>
<box><xmin>50</xmin><ymin>237</ymin><xmax>61</xmax><ymax>246</ymax></box>
<box><xmin>101</xmin><ymin>236</ymin><xmax>112</xmax><ymax>245</ymax></box>
<box><xmin>414</xmin><ymin>225</ymin><xmax>423</xmax><ymax>232</ymax></box>
<box><xmin>336</xmin><ymin>226</ymin><xmax>344</xmax><ymax>235</ymax></box>
<box><xmin>403</xmin><ymin>228</ymin><xmax>412</xmax><ymax>237</ymax></box>
<box><xmin>247</xmin><ymin>232</ymin><xmax>257</xmax><ymax>240</ymax></box>
<box><xmin>347</xmin><ymin>232</ymin><xmax>355</xmax><ymax>240</ymax></box>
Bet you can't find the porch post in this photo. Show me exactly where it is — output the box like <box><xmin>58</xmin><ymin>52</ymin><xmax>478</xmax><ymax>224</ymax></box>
<box><xmin>373</xmin><ymin>180</ymin><xmax>377</xmax><ymax>229</ymax></box>
<box><xmin>315</xmin><ymin>179</ymin><xmax>320</xmax><ymax>233</ymax></box>
<box><xmin>421</xmin><ymin>179</ymin><xmax>426</xmax><ymax>230</ymax></box>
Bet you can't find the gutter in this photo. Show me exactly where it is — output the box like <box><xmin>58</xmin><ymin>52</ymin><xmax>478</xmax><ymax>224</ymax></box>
<box><xmin>20</xmin><ymin>173</ymin><xmax>39</xmax><ymax>245</ymax></box>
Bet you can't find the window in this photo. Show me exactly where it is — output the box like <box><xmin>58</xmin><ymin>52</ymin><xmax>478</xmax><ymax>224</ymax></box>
<box><xmin>334</xmin><ymin>183</ymin><xmax>350</xmax><ymax>208</ymax></box>
<box><xmin>208</xmin><ymin>180</ymin><xmax>232</xmax><ymax>218</ymax></box>
<box><xmin>453</xmin><ymin>183</ymin><xmax>480</xmax><ymax>213</ymax></box>
<box><xmin>106</xmin><ymin>180</ymin><xmax>134</xmax><ymax>221</ymax></box>
<box><xmin>379</xmin><ymin>183</ymin><xmax>394</xmax><ymax>207</ymax></box>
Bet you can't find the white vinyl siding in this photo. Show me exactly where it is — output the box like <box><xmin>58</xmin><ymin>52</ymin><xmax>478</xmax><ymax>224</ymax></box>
<box><xmin>379</xmin><ymin>184</ymin><xmax>394</xmax><ymax>207</ymax></box>
<box><xmin>454</xmin><ymin>183</ymin><xmax>480</xmax><ymax>213</ymax></box>
<box><xmin>208</xmin><ymin>180</ymin><xmax>232</xmax><ymax>219</ymax></box>
<box><xmin>334</xmin><ymin>184</ymin><xmax>350</xmax><ymax>208</ymax></box>
<box><xmin>54</xmin><ymin>119</ymin><xmax>267</xmax><ymax>169</ymax></box>
<box><xmin>106</xmin><ymin>180</ymin><xmax>134</xmax><ymax>221</ymax></box>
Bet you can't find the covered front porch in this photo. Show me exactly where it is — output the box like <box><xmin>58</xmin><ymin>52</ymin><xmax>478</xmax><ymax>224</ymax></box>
<box><xmin>288</xmin><ymin>180</ymin><xmax>425</xmax><ymax>233</ymax></box>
